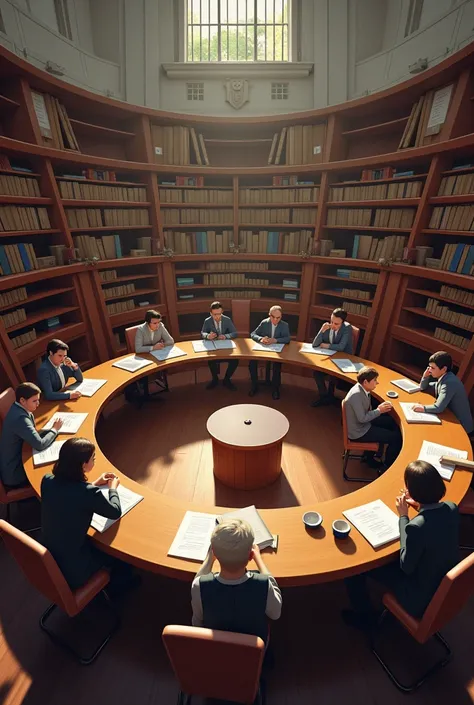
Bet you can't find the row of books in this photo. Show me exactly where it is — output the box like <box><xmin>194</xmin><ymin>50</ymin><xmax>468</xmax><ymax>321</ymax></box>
<box><xmin>342</xmin><ymin>301</ymin><xmax>371</xmax><ymax>316</ymax></box>
<box><xmin>0</xmin><ymin>286</ymin><xmax>28</xmax><ymax>308</ymax></box>
<box><xmin>239</xmin><ymin>187</ymin><xmax>318</xmax><ymax>205</ymax></box>
<box><xmin>99</xmin><ymin>270</ymin><xmax>119</xmax><ymax>282</ymax></box>
<box><xmin>439</xmin><ymin>284</ymin><xmax>474</xmax><ymax>307</ymax></box>
<box><xmin>238</xmin><ymin>208</ymin><xmax>316</xmax><ymax>225</ymax></box>
<box><xmin>0</xmin><ymin>206</ymin><xmax>51</xmax><ymax>231</ymax></box>
<box><xmin>58</xmin><ymin>180</ymin><xmax>147</xmax><ymax>202</ymax></box>
<box><xmin>162</xmin><ymin>209</ymin><xmax>232</xmax><ymax>225</ymax></box>
<box><xmin>360</xmin><ymin>167</ymin><xmax>396</xmax><ymax>180</ymax></box>
<box><xmin>60</xmin><ymin>169</ymin><xmax>119</xmax><ymax>181</ymax></box>
<box><xmin>0</xmin><ymin>307</ymin><xmax>27</xmax><ymax>329</ymax></box>
<box><xmin>73</xmin><ymin>234</ymin><xmax>122</xmax><ymax>260</ymax></box>
<box><xmin>239</xmin><ymin>230</ymin><xmax>313</xmax><ymax>255</ymax></box>
<box><xmin>103</xmin><ymin>283</ymin><xmax>136</xmax><ymax>300</ymax></box>
<box><xmin>165</xmin><ymin>230</ymin><xmax>233</xmax><ymax>255</ymax></box>
<box><xmin>350</xmin><ymin>234</ymin><xmax>408</xmax><ymax>261</ymax></box>
<box><xmin>399</xmin><ymin>86</ymin><xmax>452</xmax><ymax>150</ymax></box>
<box><xmin>339</xmin><ymin>288</ymin><xmax>371</xmax><ymax>301</ymax></box>
<box><xmin>66</xmin><ymin>208</ymin><xmax>150</xmax><ymax>228</ymax></box>
<box><xmin>203</xmin><ymin>262</ymin><xmax>270</xmax><ymax>271</ymax></box>
<box><xmin>329</xmin><ymin>180</ymin><xmax>423</xmax><ymax>202</ymax></box>
<box><xmin>31</xmin><ymin>90</ymin><xmax>79</xmax><ymax>151</ymax></box>
<box><xmin>326</xmin><ymin>207</ymin><xmax>415</xmax><ymax>228</ymax></box>
<box><xmin>436</xmin><ymin>243</ymin><xmax>474</xmax><ymax>274</ymax></box>
<box><xmin>434</xmin><ymin>326</ymin><xmax>470</xmax><ymax>351</ymax></box>
<box><xmin>0</xmin><ymin>174</ymin><xmax>41</xmax><ymax>198</ymax></box>
<box><xmin>160</xmin><ymin>177</ymin><xmax>205</xmax><ymax>186</ymax></box>
<box><xmin>151</xmin><ymin>125</ymin><xmax>210</xmax><ymax>166</ymax></box>
<box><xmin>438</xmin><ymin>172</ymin><xmax>474</xmax><ymax>196</ymax></box>
<box><xmin>334</xmin><ymin>268</ymin><xmax>379</xmax><ymax>283</ymax></box>
<box><xmin>201</xmin><ymin>274</ymin><xmax>270</xmax><ymax>286</ymax></box>
<box><xmin>429</xmin><ymin>205</ymin><xmax>474</xmax><ymax>231</ymax></box>
<box><xmin>0</xmin><ymin>243</ymin><xmax>43</xmax><ymax>274</ymax></box>
<box><xmin>425</xmin><ymin>297</ymin><xmax>474</xmax><ymax>332</ymax></box>
<box><xmin>159</xmin><ymin>189</ymin><xmax>233</xmax><ymax>204</ymax></box>
<box><xmin>214</xmin><ymin>290</ymin><xmax>262</xmax><ymax>299</ymax></box>
<box><xmin>268</xmin><ymin>124</ymin><xmax>326</xmax><ymax>165</ymax></box>
<box><xmin>106</xmin><ymin>299</ymin><xmax>137</xmax><ymax>315</ymax></box>
<box><xmin>10</xmin><ymin>328</ymin><xmax>36</xmax><ymax>350</ymax></box>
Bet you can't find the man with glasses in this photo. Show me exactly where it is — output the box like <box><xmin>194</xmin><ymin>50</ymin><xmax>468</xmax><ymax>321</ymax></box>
<box><xmin>201</xmin><ymin>301</ymin><xmax>239</xmax><ymax>390</ymax></box>
<box><xmin>249</xmin><ymin>305</ymin><xmax>291</xmax><ymax>400</ymax></box>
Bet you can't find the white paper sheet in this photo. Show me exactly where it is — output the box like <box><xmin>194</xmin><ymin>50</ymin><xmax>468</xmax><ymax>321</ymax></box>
<box><xmin>91</xmin><ymin>485</ymin><xmax>144</xmax><ymax>533</ymax></box>
<box><xmin>299</xmin><ymin>343</ymin><xmax>336</xmax><ymax>356</ymax></box>
<box><xmin>192</xmin><ymin>340</ymin><xmax>216</xmax><ymax>353</ymax></box>
<box><xmin>390</xmin><ymin>378</ymin><xmax>420</xmax><ymax>394</ymax></box>
<box><xmin>33</xmin><ymin>439</ymin><xmax>67</xmax><ymax>466</ymax></box>
<box><xmin>252</xmin><ymin>342</ymin><xmax>285</xmax><ymax>353</ymax></box>
<box><xmin>43</xmin><ymin>412</ymin><xmax>88</xmax><ymax>434</ymax></box>
<box><xmin>112</xmin><ymin>356</ymin><xmax>154</xmax><ymax>372</ymax></box>
<box><xmin>331</xmin><ymin>358</ymin><xmax>364</xmax><ymax>373</ymax></box>
<box><xmin>150</xmin><ymin>346</ymin><xmax>187</xmax><ymax>361</ymax></box>
<box><xmin>418</xmin><ymin>440</ymin><xmax>468</xmax><ymax>481</ymax></box>
<box><xmin>218</xmin><ymin>505</ymin><xmax>273</xmax><ymax>549</ymax></box>
<box><xmin>168</xmin><ymin>511</ymin><xmax>217</xmax><ymax>562</ymax></box>
<box><xmin>343</xmin><ymin>500</ymin><xmax>400</xmax><ymax>548</ymax></box>
<box><xmin>68</xmin><ymin>379</ymin><xmax>107</xmax><ymax>397</ymax></box>
<box><xmin>212</xmin><ymin>339</ymin><xmax>236</xmax><ymax>350</ymax></box>
<box><xmin>400</xmin><ymin>402</ymin><xmax>441</xmax><ymax>424</ymax></box>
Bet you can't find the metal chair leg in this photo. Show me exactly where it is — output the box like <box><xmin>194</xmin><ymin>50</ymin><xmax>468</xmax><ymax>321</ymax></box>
<box><xmin>371</xmin><ymin>609</ymin><xmax>452</xmax><ymax>693</ymax></box>
<box><xmin>342</xmin><ymin>451</ymin><xmax>377</xmax><ymax>483</ymax></box>
<box><xmin>39</xmin><ymin>590</ymin><xmax>120</xmax><ymax>665</ymax></box>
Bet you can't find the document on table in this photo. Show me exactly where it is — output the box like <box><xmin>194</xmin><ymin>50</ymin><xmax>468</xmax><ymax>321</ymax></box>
<box><xmin>217</xmin><ymin>505</ymin><xmax>274</xmax><ymax>549</ymax></box>
<box><xmin>331</xmin><ymin>358</ymin><xmax>364</xmax><ymax>373</ymax></box>
<box><xmin>67</xmin><ymin>379</ymin><xmax>107</xmax><ymax>397</ymax></box>
<box><xmin>42</xmin><ymin>412</ymin><xmax>88</xmax><ymax>434</ymax></box>
<box><xmin>343</xmin><ymin>500</ymin><xmax>400</xmax><ymax>549</ymax></box>
<box><xmin>390</xmin><ymin>378</ymin><xmax>420</xmax><ymax>394</ymax></box>
<box><xmin>399</xmin><ymin>402</ymin><xmax>441</xmax><ymax>424</ymax></box>
<box><xmin>213</xmin><ymin>339</ymin><xmax>236</xmax><ymax>350</ymax></box>
<box><xmin>33</xmin><ymin>439</ymin><xmax>67</xmax><ymax>466</ymax></box>
<box><xmin>112</xmin><ymin>356</ymin><xmax>154</xmax><ymax>372</ymax></box>
<box><xmin>252</xmin><ymin>342</ymin><xmax>285</xmax><ymax>353</ymax></box>
<box><xmin>150</xmin><ymin>345</ymin><xmax>187</xmax><ymax>361</ymax></box>
<box><xmin>418</xmin><ymin>440</ymin><xmax>468</xmax><ymax>481</ymax></box>
<box><xmin>192</xmin><ymin>339</ymin><xmax>236</xmax><ymax>352</ymax></box>
<box><xmin>299</xmin><ymin>343</ymin><xmax>336</xmax><ymax>356</ymax></box>
<box><xmin>91</xmin><ymin>485</ymin><xmax>144</xmax><ymax>533</ymax></box>
<box><xmin>168</xmin><ymin>511</ymin><xmax>217</xmax><ymax>562</ymax></box>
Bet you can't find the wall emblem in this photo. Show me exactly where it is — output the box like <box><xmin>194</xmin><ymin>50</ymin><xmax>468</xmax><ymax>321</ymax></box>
<box><xmin>225</xmin><ymin>79</ymin><xmax>249</xmax><ymax>110</ymax></box>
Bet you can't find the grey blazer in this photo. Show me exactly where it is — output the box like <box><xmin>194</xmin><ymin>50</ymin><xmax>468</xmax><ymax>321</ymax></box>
<box><xmin>251</xmin><ymin>318</ymin><xmax>291</xmax><ymax>344</ymax></box>
<box><xmin>134</xmin><ymin>321</ymin><xmax>174</xmax><ymax>353</ymax></box>
<box><xmin>0</xmin><ymin>402</ymin><xmax>58</xmax><ymax>487</ymax></box>
<box><xmin>312</xmin><ymin>321</ymin><xmax>353</xmax><ymax>353</ymax></box>
<box><xmin>37</xmin><ymin>358</ymin><xmax>83</xmax><ymax>401</ymax></box>
<box><xmin>419</xmin><ymin>371</ymin><xmax>473</xmax><ymax>434</ymax></box>
<box><xmin>344</xmin><ymin>382</ymin><xmax>380</xmax><ymax>439</ymax></box>
<box><xmin>201</xmin><ymin>314</ymin><xmax>237</xmax><ymax>340</ymax></box>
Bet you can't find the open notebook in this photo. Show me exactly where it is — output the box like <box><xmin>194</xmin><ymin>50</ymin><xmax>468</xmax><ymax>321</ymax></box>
<box><xmin>90</xmin><ymin>485</ymin><xmax>143</xmax><ymax>533</ymax></box>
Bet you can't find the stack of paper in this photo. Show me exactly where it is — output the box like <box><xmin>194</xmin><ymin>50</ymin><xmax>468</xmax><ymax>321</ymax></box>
<box><xmin>299</xmin><ymin>343</ymin><xmax>336</xmax><ymax>356</ymax></box>
<box><xmin>217</xmin><ymin>505</ymin><xmax>274</xmax><ymax>549</ymax></box>
<box><xmin>343</xmin><ymin>500</ymin><xmax>400</xmax><ymax>548</ymax></box>
<box><xmin>68</xmin><ymin>379</ymin><xmax>107</xmax><ymax>397</ymax></box>
<box><xmin>399</xmin><ymin>402</ymin><xmax>441</xmax><ymax>424</ymax></box>
<box><xmin>418</xmin><ymin>440</ymin><xmax>468</xmax><ymax>480</ymax></box>
<box><xmin>331</xmin><ymin>359</ymin><xmax>364</xmax><ymax>373</ymax></box>
<box><xmin>43</xmin><ymin>412</ymin><xmax>88</xmax><ymax>434</ymax></box>
<box><xmin>168</xmin><ymin>511</ymin><xmax>217</xmax><ymax>562</ymax></box>
<box><xmin>91</xmin><ymin>485</ymin><xmax>144</xmax><ymax>533</ymax></box>
<box><xmin>252</xmin><ymin>342</ymin><xmax>285</xmax><ymax>353</ymax></box>
<box><xmin>150</xmin><ymin>345</ymin><xmax>187</xmax><ymax>361</ymax></box>
<box><xmin>192</xmin><ymin>339</ymin><xmax>236</xmax><ymax>353</ymax></box>
<box><xmin>391</xmin><ymin>379</ymin><xmax>420</xmax><ymax>394</ymax></box>
<box><xmin>33</xmin><ymin>439</ymin><xmax>67</xmax><ymax>466</ymax></box>
<box><xmin>112</xmin><ymin>356</ymin><xmax>153</xmax><ymax>372</ymax></box>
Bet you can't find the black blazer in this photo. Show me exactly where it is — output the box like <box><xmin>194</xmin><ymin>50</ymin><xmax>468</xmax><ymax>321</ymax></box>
<box><xmin>41</xmin><ymin>474</ymin><xmax>121</xmax><ymax>589</ymax></box>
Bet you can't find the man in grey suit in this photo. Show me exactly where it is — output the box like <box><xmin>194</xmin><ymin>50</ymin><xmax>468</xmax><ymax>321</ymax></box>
<box><xmin>134</xmin><ymin>309</ymin><xmax>174</xmax><ymax>353</ymax></box>
<box><xmin>413</xmin><ymin>351</ymin><xmax>473</xmax><ymax>436</ymax></box>
<box><xmin>311</xmin><ymin>308</ymin><xmax>353</xmax><ymax>407</ymax></box>
<box><xmin>344</xmin><ymin>366</ymin><xmax>402</xmax><ymax>469</ymax></box>
<box><xmin>37</xmin><ymin>339</ymin><xmax>83</xmax><ymax>402</ymax></box>
<box><xmin>201</xmin><ymin>301</ymin><xmax>239</xmax><ymax>390</ymax></box>
<box><xmin>249</xmin><ymin>305</ymin><xmax>291</xmax><ymax>400</ymax></box>
<box><xmin>0</xmin><ymin>382</ymin><xmax>63</xmax><ymax>488</ymax></box>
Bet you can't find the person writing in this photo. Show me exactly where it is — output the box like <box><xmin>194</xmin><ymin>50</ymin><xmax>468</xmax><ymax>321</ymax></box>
<box><xmin>134</xmin><ymin>309</ymin><xmax>174</xmax><ymax>353</ymax></box>
<box><xmin>201</xmin><ymin>301</ymin><xmax>239</xmax><ymax>390</ymax></box>
<box><xmin>0</xmin><ymin>382</ymin><xmax>63</xmax><ymax>489</ymax></box>
<box><xmin>37</xmin><ymin>339</ymin><xmax>83</xmax><ymax>401</ymax></box>
<box><xmin>249</xmin><ymin>305</ymin><xmax>290</xmax><ymax>400</ymax></box>
<box><xmin>311</xmin><ymin>308</ymin><xmax>353</xmax><ymax>407</ymax></box>
<box><xmin>191</xmin><ymin>518</ymin><xmax>282</xmax><ymax>643</ymax></box>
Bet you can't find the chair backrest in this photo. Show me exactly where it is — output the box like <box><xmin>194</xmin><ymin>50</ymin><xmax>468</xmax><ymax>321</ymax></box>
<box><xmin>351</xmin><ymin>326</ymin><xmax>360</xmax><ymax>354</ymax></box>
<box><xmin>124</xmin><ymin>325</ymin><xmax>140</xmax><ymax>354</ymax></box>
<box><xmin>0</xmin><ymin>519</ymin><xmax>77</xmax><ymax>615</ymax></box>
<box><xmin>162</xmin><ymin>625</ymin><xmax>265</xmax><ymax>704</ymax></box>
<box><xmin>0</xmin><ymin>387</ymin><xmax>15</xmax><ymax>423</ymax></box>
<box><xmin>341</xmin><ymin>398</ymin><xmax>349</xmax><ymax>450</ymax></box>
<box><xmin>416</xmin><ymin>552</ymin><xmax>474</xmax><ymax>641</ymax></box>
<box><xmin>231</xmin><ymin>299</ymin><xmax>251</xmax><ymax>337</ymax></box>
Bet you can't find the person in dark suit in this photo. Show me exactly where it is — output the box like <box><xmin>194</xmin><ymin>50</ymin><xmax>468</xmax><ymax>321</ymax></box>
<box><xmin>311</xmin><ymin>308</ymin><xmax>353</xmax><ymax>407</ymax></box>
<box><xmin>0</xmin><ymin>382</ymin><xmax>63</xmax><ymax>489</ymax></box>
<box><xmin>37</xmin><ymin>339</ymin><xmax>83</xmax><ymax>402</ymax></box>
<box><xmin>201</xmin><ymin>301</ymin><xmax>239</xmax><ymax>390</ymax></box>
<box><xmin>41</xmin><ymin>437</ymin><xmax>136</xmax><ymax>592</ymax></box>
<box><xmin>343</xmin><ymin>460</ymin><xmax>459</xmax><ymax>628</ymax></box>
<box><xmin>249</xmin><ymin>305</ymin><xmax>291</xmax><ymax>400</ymax></box>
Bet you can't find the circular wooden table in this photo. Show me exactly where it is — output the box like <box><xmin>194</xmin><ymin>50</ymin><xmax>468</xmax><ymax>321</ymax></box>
<box><xmin>207</xmin><ymin>404</ymin><xmax>289</xmax><ymax>490</ymax></box>
<box><xmin>23</xmin><ymin>339</ymin><xmax>473</xmax><ymax>586</ymax></box>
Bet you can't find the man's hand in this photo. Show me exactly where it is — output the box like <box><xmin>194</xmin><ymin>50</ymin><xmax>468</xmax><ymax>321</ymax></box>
<box><xmin>64</xmin><ymin>357</ymin><xmax>78</xmax><ymax>370</ymax></box>
<box><xmin>109</xmin><ymin>476</ymin><xmax>120</xmax><ymax>490</ymax></box>
<box><xmin>320</xmin><ymin>322</ymin><xmax>331</xmax><ymax>333</ymax></box>
<box><xmin>320</xmin><ymin>343</ymin><xmax>330</xmax><ymax>349</ymax></box>
<box><xmin>208</xmin><ymin>332</ymin><xmax>217</xmax><ymax>340</ymax></box>
<box><xmin>268</xmin><ymin>337</ymin><xmax>277</xmax><ymax>344</ymax></box>
<box><xmin>412</xmin><ymin>404</ymin><xmax>425</xmax><ymax>413</ymax></box>
<box><xmin>422</xmin><ymin>366</ymin><xmax>432</xmax><ymax>379</ymax></box>
<box><xmin>400</xmin><ymin>488</ymin><xmax>420</xmax><ymax>512</ymax></box>
<box><xmin>153</xmin><ymin>341</ymin><xmax>165</xmax><ymax>350</ymax></box>
<box><xmin>217</xmin><ymin>335</ymin><xmax>226</xmax><ymax>340</ymax></box>
<box><xmin>396</xmin><ymin>493</ymin><xmax>409</xmax><ymax>517</ymax></box>
<box><xmin>261</xmin><ymin>336</ymin><xmax>271</xmax><ymax>345</ymax></box>
<box><xmin>377</xmin><ymin>401</ymin><xmax>392</xmax><ymax>414</ymax></box>
<box><xmin>93</xmin><ymin>472</ymin><xmax>117</xmax><ymax>487</ymax></box>
<box><xmin>52</xmin><ymin>418</ymin><xmax>64</xmax><ymax>432</ymax></box>
<box><xmin>69</xmin><ymin>390</ymin><xmax>82</xmax><ymax>400</ymax></box>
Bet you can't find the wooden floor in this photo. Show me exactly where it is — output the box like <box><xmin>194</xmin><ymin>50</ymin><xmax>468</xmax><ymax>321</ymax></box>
<box><xmin>2</xmin><ymin>379</ymin><xmax>474</xmax><ymax>704</ymax></box>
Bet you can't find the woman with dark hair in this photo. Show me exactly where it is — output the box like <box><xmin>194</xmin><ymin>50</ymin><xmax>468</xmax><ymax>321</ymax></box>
<box><xmin>41</xmin><ymin>437</ymin><xmax>128</xmax><ymax>590</ymax></box>
<box><xmin>343</xmin><ymin>460</ymin><xmax>459</xmax><ymax>627</ymax></box>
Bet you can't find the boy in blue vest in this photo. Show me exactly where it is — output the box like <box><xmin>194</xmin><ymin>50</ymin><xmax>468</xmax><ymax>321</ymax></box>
<box><xmin>191</xmin><ymin>519</ymin><xmax>282</xmax><ymax>642</ymax></box>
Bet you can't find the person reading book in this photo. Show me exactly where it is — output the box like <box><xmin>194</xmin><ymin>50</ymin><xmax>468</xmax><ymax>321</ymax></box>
<box><xmin>201</xmin><ymin>301</ymin><xmax>239</xmax><ymax>390</ymax></box>
<box><xmin>311</xmin><ymin>308</ymin><xmax>353</xmax><ymax>407</ymax></box>
<box><xmin>342</xmin><ymin>460</ymin><xmax>459</xmax><ymax>629</ymax></box>
<box><xmin>37</xmin><ymin>338</ymin><xmax>83</xmax><ymax>401</ymax></box>
<box><xmin>413</xmin><ymin>351</ymin><xmax>473</xmax><ymax>437</ymax></box>
<box><xmin>249</xmin><ymin>305</ymin><xmax>290</xmax><ymax>400</ymax></box>
<box><xmin>191</xmin><ymin>518</ymin><xmax>282</xmax><ymax>642</ymax></box>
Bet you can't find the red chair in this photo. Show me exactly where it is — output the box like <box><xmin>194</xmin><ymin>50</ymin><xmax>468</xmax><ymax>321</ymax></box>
<box><xmin>341</xmin><ymin>398</ymin><xmax>379</xmax><ymax>482</ymax></box>
<box><xmin>0</xmin><ymin>519</ymin><xmax>119</xmax><ymax>665</ymax></box>
<box><xmin>0</xmin><ymin>388</ymin><xmax>36</xmax><ymax>523</ymax></box>
<box><xmin>371</xmin><ymin>552</ymin><xmax>474</xmax><ymax>692</ymax></box>
<box><xmin>351</xmin><ymin>325</ymin><xmax>360</xmax><ymax>354</ymax></box>
<box><xmin>232</xmin><ymin>299</ymin><xmax>251</xmax><ymax>337</ymax></box>
<box><xmin>162</xmin><ymin>624</ymin><xmax>266</xmax><ymax>704</ymax></box>
<box><xmin>125</xmin><ymin>325</ymin><xmax>169</xmax><ymax>403</ymax></box>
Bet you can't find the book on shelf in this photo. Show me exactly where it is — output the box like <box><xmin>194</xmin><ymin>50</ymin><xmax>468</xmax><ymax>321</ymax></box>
<box><xmin>103</xmin><ymin>283</ymin><xmax>136</xmax><ymax>299</ymax></box>
<box><xmin>438</xmin><ymin>172</ymin><xmax>474</xmax><ymax>196</ymax></box>
<box><xmin>0</xmin><ymin>205</ymin><xmax>51</xmax><ymax>231</ymax></box>
<box><xmin>399</xmin><ymin>84</ymin><xmax>454</xmax><ymax>150</ymax></box>
<box><xmin>0</xmin><ymin>307</ymin><xmax>26</xmax><ymax>328</ymax></box>
<box><xmin>0</xmin><ymin>286</ymin><xmax>28</xmax><ymax>307</ymax></box>
<box><xmin>58</xmin><ymin>180</ymin><xmax>147</xmax><ymax>202</ymax></box>
<box><xmin>434</xmin><ymin>326</ymin><xmax>470</xmax><ymax>350</ymax></box>
<box><xmin>439</xmin><ymin>285</ymin><xmax>474</xmax><ymax>307</ymax></box>
<box><xmin>150</xmin><ymin>124</ymin><xmax>191</xmax><ymax>165</ymax></box>
<box><xmin>0</xmin><ymin>173</ymin><xmax>41</xmax><ymax>197</ymax></box>
<box><xmin>162</xmin><ymin>208</ymin><xmax>233</xmax><ymax>225</ymax></box>
<box><xmin>160</xmin><ymin>188</ymin><xmax>233</xmax><ymax>205</ymax></box>
<box><xmin>213</xmin><ymin>290</ymin><xmax>262</xmax><ymax>299</ymax></box>
<box><xmin>202</xmin><ymin>274</ymin><xmax>269</xmax><ymax>286</ymax></box>
<box><xmin>0</xmin><ymin>243</ymin><xmax>39</xmax><ymax>275</ymax></box>
<box><xmin>327</xmin><ymin>207</ymin><xmax>415</xmax><ymax>229</ymax></box>
<box><xmin>239</xmin><ymin>186</ymin><xmax>318</xmax><ymax>205</ymax></box>
<box><xmin>269</xmin><ymin>123</ymin><xmax>326</xmax><ymax>165</ymax></box>
<box><xmin>425</xmin><ymin>297</ymin><xmax>474</xmax><ymax>332</ymax></box>
<box><xmin>329</xmin><ymin>179</ymin><xmax>422</xmax><ymax>201</ymax></box>
<box><xmin>66</xmin><ymin>207</ymin><xmax>150</xmax><ymax>229</ymax></box>
<box><xmin>73</xmin><ymin>233</ymin><xmax>128</xmax><ymax>260</ymax></box>
<box><xmin>436</xmin><ymin>243</ymin><xmax>474</xmax><ymax>275</ymax></box>
<box><xmin>429</xmin><ymin>205</ymin><xmax>474</xmax><ymax>231</ymax></box>
<box><xmin>342</xmin><ymin>301</ymin><xmax>371</xmax><ymax>316</ymax></box>
<box><xmin>31</xmin><ymin>91</ymin><xmax>79</xmax><ymax>151</ymax></box>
